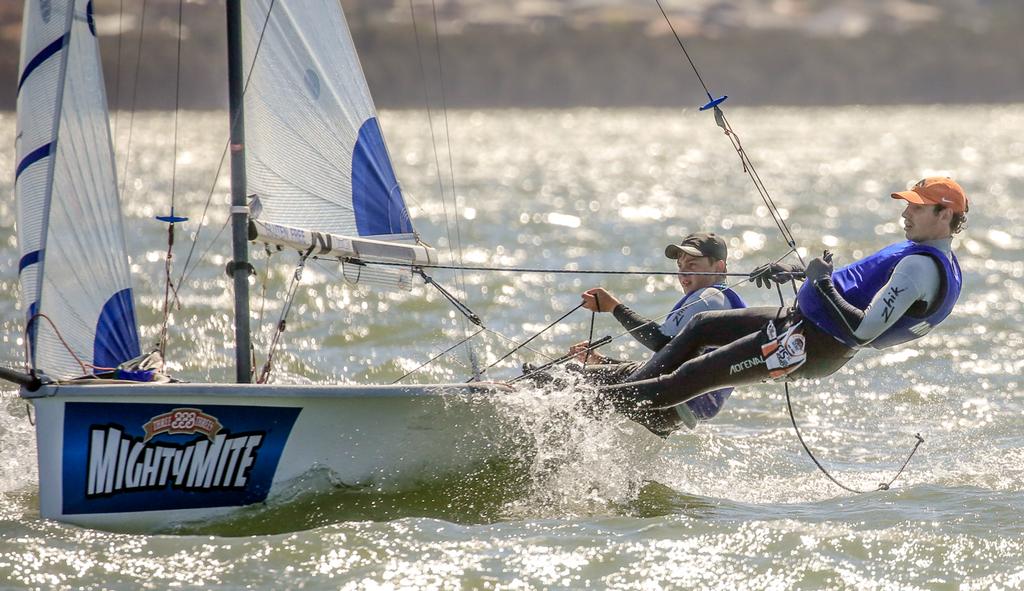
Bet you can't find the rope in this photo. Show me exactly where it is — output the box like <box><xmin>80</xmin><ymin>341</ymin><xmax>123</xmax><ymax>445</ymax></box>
<box><xmin>353</xmin><ymin>259</ymin><xmax>777</xmax><ymax>277</ymax></box>
<box><xmin>785</xmin><ymin>383</ymin><xmax>925</xmax><ymax>493</ymax></box>
<box><xmin>482</xmin><ymin>327</ymin><xmax>558</xmax><ymax>363</ymax></box>
<box><xmin>174</xmin><ymin>0</ymin><xmax>278</xmax><ymax>291</ymax></box>
<box><xmin>409</xmin><ymin>0</ymin><xmax>478</xmax><ymax>375</ymax></box>
<box><xmin>507</xmin><ymin>336</ymin><xmax>612</xmax><ymax>385</ymax></box>
<box><xmin>417</xmin><ymin>269</ymin><xmax>482</xmax><ymax>326</ymax></box>
<box><xmin>157</xmin><ymin>222</ymin><xmax>182</xmax><ymax>357</ymax></box>
<box><xmin>156</xmin><ymin>0</ymin><xmax>187</xmax><ymax>357</ymax></box>
<box><xmin>256</xmin><ymin>248</ymin><xmax>311</xmax><ymax>384</ymax></box>
<box><xmin>117</xmin><ymin>0</ymin><xmax>149</xmax><ymax>198</ymax></box>
<box><xmin>468</xmin><ymin>302</ymin><xmax>586</xmax><ymax>382</ymax></box>
<box><xmin>653</xmin><ymin>0</ymin><xmax>802</xmax><ymax>263</ymax></box>
<box><xmin>766</xmin><ymin>277</ymin><xmax>923</xmax><ymax>492</ymax></box>
<box><xmin>392</xmin><ymin>328</ymin><xmax>484</xmax><ymax>384</ymax></box>
<box><xmin>583</xmin><ymin>292</ymin><xmax>598</xmax><ymax>366</ymax></box>
<box><xmin>24</xmin><ymin>313</ymin><xmax>89</xmax><ymax>375</ymax></box>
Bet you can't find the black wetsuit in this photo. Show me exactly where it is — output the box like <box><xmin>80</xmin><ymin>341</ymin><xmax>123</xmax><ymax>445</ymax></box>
<box><xmin>595</xmin><ymin>306</ymin><xmax>856</xmax><ymax>430</ymax></box>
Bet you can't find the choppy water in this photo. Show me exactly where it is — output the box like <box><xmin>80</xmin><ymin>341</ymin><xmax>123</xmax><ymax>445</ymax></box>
<box><xmin>1</xmin><ymin>105</ymin><xmax>1022</xmax><ymax>589</ymax></box>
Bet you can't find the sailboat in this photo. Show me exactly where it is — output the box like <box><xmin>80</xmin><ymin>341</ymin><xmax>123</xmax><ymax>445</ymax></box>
<box><xmin>10</xmin><ymin>0</ymin><xmax>515</xmax><ymax>532</ymax></box>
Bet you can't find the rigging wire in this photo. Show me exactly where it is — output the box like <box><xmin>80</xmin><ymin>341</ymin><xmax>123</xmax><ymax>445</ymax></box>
<box><xmin>174</xmin><ymin>0</ymin><xmax>277</xmax><ymax>291</ymax></box>
<box><xmin>156</xmin><ymin>0</ymin><xmax>188</xmax><ymax>357</ymax></box>
<box><xmin>392</xmin><ymin>328</ymin><xmax>484</xmax><ymax>384</ymax></box>
<box><xmin>468</xmin><ymin>302</ymin><xmax>585</xmax><ymax>382</ymax></box>
<box><xmin>110</xmin><ymin>0</ymin><xmax>125</xmax><ymax>148</ymax></box>
<box><xmin>785</xmin><ymin>382</ymin><xmax>925</xmax><ymax>494</ymax></box>
<box><xmin>653</xmin><ymin>0</ymin><xmax>802</xmax><ymax>263</ymax></box>
<box><xmin>256</xmin><ymin>248</ymin><xmax>312</xmax><ymax>384</ymax></box>
<box><xmin>354</xmin><ymin>259</ymin><xmax>783</xmax><ymax>277</ymax></box>
<box><xmin>117</xmin><ymin>0</ymin><xmax>149</xmax><ymax>198</ymax></box>
<box><xmin>429</xmin><ymin>0</ymin><xmax>469</xmax><ymax>297</ymax></box>
<box><xmin>408</xmin><ymin>0</ymin><xmax>480</xmax><ymax>375</ymax></box>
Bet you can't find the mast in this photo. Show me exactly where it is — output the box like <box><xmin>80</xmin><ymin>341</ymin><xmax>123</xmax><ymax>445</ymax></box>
<box><xmin>225</xmin><ymin>0</ymin><xmax>252</xmax><ymax>382</ymax></box>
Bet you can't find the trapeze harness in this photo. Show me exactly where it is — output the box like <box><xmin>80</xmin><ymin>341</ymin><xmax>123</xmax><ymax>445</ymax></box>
<box><xmin>600</xmin><ymin>240</ymin><xmax>962</xmax><ymax>419</ymax></box>
<box><xmin>663</xmin><ymin>286</ymin><xmax>746</xmax><ymax>422</ymax></box>
<box><xmin>593</xmin><ymin>285</ymin><xmax>747</xmax><ymax>434</ymax></box>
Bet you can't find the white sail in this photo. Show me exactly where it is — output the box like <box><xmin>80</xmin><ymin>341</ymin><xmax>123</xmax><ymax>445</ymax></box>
<box><xmin>15</xmin><ymin>0</ymin><xmax>139</xmax><ymax>378</ymax></box>
<box><xmin>241</xmin><ymin>0</ymin><xmax>433</xmax><ymax>290</ymax></box>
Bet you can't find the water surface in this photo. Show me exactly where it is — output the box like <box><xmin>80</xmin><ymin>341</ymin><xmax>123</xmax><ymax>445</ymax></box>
<box><xmin>0</xmin><ymin>106</ymin><xmax>1021</xmax><ymax>589</ymax></box>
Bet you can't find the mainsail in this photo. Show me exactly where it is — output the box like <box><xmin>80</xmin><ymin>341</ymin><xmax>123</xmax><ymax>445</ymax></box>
<box><xmin>241</xmin><ymin>0</ymin><xmax>436</xmax><ymax>290</ymax></box>
<box><xmin>15</xmin><ymin>0</ymin><xmax>140</xmax><ymax>378</ymax></box>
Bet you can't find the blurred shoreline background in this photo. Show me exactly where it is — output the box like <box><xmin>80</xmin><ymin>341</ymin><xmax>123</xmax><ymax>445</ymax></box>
<box><xmin>1</xmin><ymin>0</ymin><xmax>1021</xmax><ymax>110</ymax></box>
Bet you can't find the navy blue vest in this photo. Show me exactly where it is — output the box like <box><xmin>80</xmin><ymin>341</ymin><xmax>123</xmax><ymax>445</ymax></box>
<box><xmin>796</xmin><ymin>241</ymin><xmax>962</xmax><ymax>349</ymax></box>
<box><xmin>669</xmin><ymin>284</ymin><xmax>747</xmax><ymax>421</ymax></box>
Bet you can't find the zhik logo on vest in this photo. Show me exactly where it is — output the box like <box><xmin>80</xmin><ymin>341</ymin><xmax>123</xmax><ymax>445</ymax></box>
<box><xmin>86</xmin><ymin>408</ymin><xmax>264</xmax><ymax>498</ymax></box>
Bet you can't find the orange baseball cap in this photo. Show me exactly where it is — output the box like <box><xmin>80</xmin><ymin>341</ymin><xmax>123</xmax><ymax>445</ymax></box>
<box><xmin>891</xmin><ymin>177</ymin><xmax>968</xmax><ymax>213</ymax></box>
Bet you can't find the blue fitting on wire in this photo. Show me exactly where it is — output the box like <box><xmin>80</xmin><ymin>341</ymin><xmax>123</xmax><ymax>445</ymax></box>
<box><xmin>156</xmin><ymin>209</ymin><xmax>188</xmax><ymax>224</ymax></box>
<box><xmin>699</xmin><ymin>95</ymin><xmax>728</xmax><ymax>111</ymax></box>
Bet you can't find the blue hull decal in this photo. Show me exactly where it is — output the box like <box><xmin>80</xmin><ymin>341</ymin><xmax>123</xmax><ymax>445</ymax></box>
<box><xmin>93</xmin><ymin>288</ymin><xmax>141</xmax><ymax>370</ymax></box>
<box><xmin>16</xmin><ymin>142</ymin><xmax>55</xmax><ymax>180</ymax></box>
<box><xmin>351</xmin><ymin>117</ymin><xmax>413</xmax><ymax>236</ymax></box>
<box><xmin>62</xmin><ymin>402</ymin><xmax>302</xmax><ymax>515</ymax></box>
<box><xmin>18</xmin><ymin>33</ymin><xmax>69</xmax><ymax>94</ymax></box>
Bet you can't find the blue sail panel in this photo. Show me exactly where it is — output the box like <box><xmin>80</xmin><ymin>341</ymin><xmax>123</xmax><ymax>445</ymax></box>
<box><xmin>93</xmin><ymin>289</ymin><xmax>141</xmax><ymax>370</ymax></box>
<box><xmin>351</xmin><ymin>117</ymin><xmax>413</xmax><ymax>236</ymax></box>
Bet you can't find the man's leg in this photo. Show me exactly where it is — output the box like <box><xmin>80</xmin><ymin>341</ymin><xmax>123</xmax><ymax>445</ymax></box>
<box><xmin>601</xmin><ymin>325</ymin><xmax>776</xmax><ymax>415</ymax></box>
<box><xmin>625</xmin><ymin>307</ymin><xmax>786</xmax><ymax>382</ymax></box>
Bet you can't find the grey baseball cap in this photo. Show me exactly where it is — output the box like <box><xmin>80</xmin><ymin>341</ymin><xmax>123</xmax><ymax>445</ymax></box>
<box><xmin>665</xmin><ymin>232</ymin><xmax>728</xmax><ymax>261</ymax></box>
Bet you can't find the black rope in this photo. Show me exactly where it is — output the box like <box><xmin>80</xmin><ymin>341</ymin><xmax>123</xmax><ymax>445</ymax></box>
<box><xmin>117</xmin><ymin>0</ymin><xmax>149</xmax><ymax>198</ymax></box>
<box><xmin>583</xmin><ymin>294</ymin><xmax>598</xmax><ymax>367</ymax></box>
<box><xmin>417</xmin><ymin>269</ymin><xmax>482</xmax><ymax>327</ymax></box>
<box><xmin>468</xmin><ymin>302</ymin><xmax>586</xmax><ymax>382</ymax></box>
<box><xmin>482</xmin><ymin>327</ymin><xmax>558</xmax><ymax>363</ymax></box>
<box><xmin>392</xmin><ymin>328</ymin><xmax>484</xmax><ymax>384</ymax></box>
<box><xmin>654</xmin><ymin>0</ymin><xmax>714</xmax><ymax>101</ymax></box>
<box><xmin>172</xmin><ymin>0</ymin><xmax>278</xmax><ymax>290</ymax></box>
<box><xmin>785</xmin><ymin>383</ymin><xmax>925</xmax><ymax>493</ymax></box>
<box><xmin>256</xmin><ymin>247</ymin><xmax>311</xmax><ymax>384</ymax></box>
<box><xmin>357</xmin><ymin>259</ymin><xmax>764</xmax><ymax>277</ymax></box>
<box><xmin>507</xmin><ymin>336</ymin><xmax>612</xmax><ymax>385</ymax></box>
<box><xmin>653</xmin><ymin>0</ymin><xmax>802</xmax><ymax>263</ymax></box>
<box><xmin>769</xmin><ymin>278</ymin><xmax>924</xmax><ymax>492</ymax></box>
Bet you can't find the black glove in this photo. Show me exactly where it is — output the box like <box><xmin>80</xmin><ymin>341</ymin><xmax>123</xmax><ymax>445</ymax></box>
<box><xmin>748</xmin><ymin>262</ymin><xmax>806</xmax><ymax>289</ymax></box>
<box><xmin>804</xmin><ymin>252</ymin><xmax>834</xmax><ymax>285</ymax></box>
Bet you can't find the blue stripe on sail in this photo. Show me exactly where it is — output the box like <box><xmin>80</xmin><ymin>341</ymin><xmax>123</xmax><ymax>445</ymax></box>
<box><xmin>16</xmin><ymin>142</ymin><xmax>55</xmax><ymax>180</ymax></box>
<box><xmin>17</xmin><ymin>33</ymin><xmax>69</xmax><ymax>94</ymax></box>
<box><xmin>351</xmin><ymin>117</ymin><xmax>414</xmax><ymax>236</ymax></box>
<box><xmin>19</xmin><ymin>250</ymin><xmax>42</xmax><ymax>273</ymax></box>
<box><xmin>86</xmin><ymin>1</ymin><xmax>96</xmax><ymax>36</ymax></box>
<box><xmin>26</xmin><ymin>301</ymin><xmax>39</xmax><ymax>368</ymax></box>
<box><xmin>93</xmin><ymin>288</ymin><xmax>141</xmax><ymax>370</ymax></box>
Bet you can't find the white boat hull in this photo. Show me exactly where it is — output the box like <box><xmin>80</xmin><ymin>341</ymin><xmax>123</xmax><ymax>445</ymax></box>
<box><xmin>23</xmin><ymin>381</ymin><xmax>516</xmax><ymax>532</ymax></box>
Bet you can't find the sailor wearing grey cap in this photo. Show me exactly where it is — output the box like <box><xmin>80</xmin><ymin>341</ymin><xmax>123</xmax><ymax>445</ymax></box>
<box><xmin>566</xmin><ymin>231</ymin><xmax>746</xmax><ymax>435</ymax></box>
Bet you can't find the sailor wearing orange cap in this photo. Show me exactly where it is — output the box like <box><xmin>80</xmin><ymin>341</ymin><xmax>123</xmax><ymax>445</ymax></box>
<box><xmin>594</xmin><ymin>177</ymin><xmax>968</xmax><ymax>436</ymax></box>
